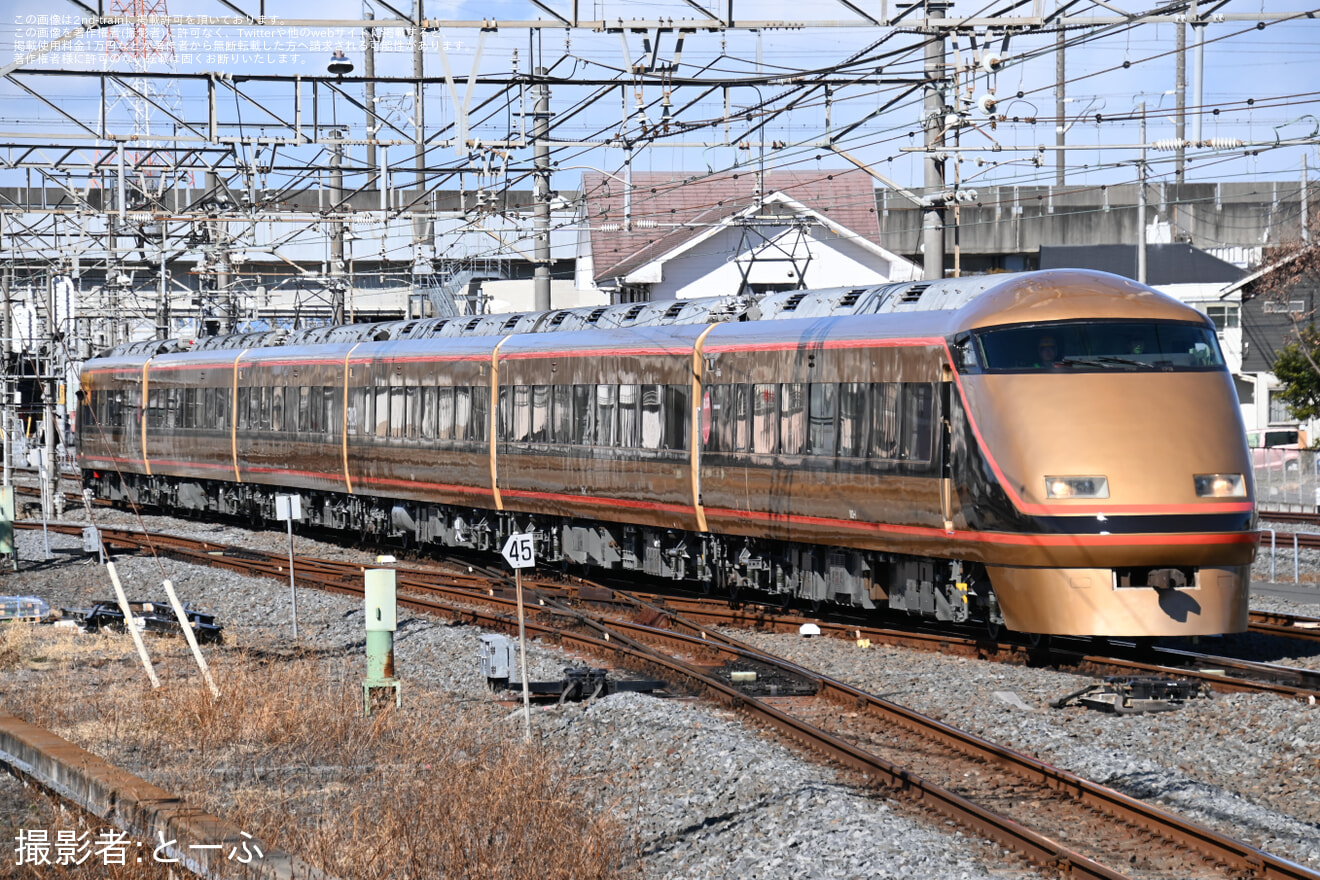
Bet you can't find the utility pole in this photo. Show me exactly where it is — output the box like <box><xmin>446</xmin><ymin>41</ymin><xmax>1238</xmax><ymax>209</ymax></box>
<box><xmin>42</xmin><ymin>277</ymin><xmax>58</xmax><ymax>523</ymax></box>
<box><xmin>532</xmin><ymin>66</ymin><xmax>552</xmax><ymax>311</ymax></box>
<box><xmin>202</xmin><ymin>169</ymin><xmax>232</xmax><ymax>334</ymax></box>
<box><xmin>364</xmin><ymin>9</ymin><xmax>378</xmax><ymax>192</ymax></box>
<box><xmin>1303</xmin><ymin>156</ymin><xmax>1310</xmax><ymax>243</ymax></box>
<box><xmin>155</xmin><ymin>224</ymin><xmax>169</xmax><ymax>339</ymax></box>
<box><xmin>330</xmin><ymin>129</ymin><xmax>346</xmax><ymax>326</ymax></box>
<box><xmin>922</xmin><ymin>3</ymin><xmax>947</xmax><ymax>281</ymax></box>
<box><xmin>1191</xmin><ymin>2</ymin><xmax>1205</xmax><ymax>145</ymax></box>
<box><xmin>1175</xmin><ymin>16</ymin><xmax>1187</xmax><ymax>183</ymax></box>
<box><xmin>413</xmin><ymin>0</ymin><xmax>425</xmax><ymax>190</ymax></box>
<box><xmin>1056</xmin><ymin>24</ymin><xmax>1066</xmax><ymax>187</ymax></box>
<box><xmin>1137</xmin><ymin>103</ymin><xmax>1147</xmax><ymax>285</ymax></box>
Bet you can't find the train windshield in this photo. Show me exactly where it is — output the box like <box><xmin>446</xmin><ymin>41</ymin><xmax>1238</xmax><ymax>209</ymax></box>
<box><xmin>972</xmin><ymin>320</ymin><xmax>1225</xmax><ymax>373</ymax></box>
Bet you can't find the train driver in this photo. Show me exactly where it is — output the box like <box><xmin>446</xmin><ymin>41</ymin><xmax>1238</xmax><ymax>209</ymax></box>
<box><xmin>1035</xmin><ymin>334</ymin><xmax>1059</xmax><ymax>368</ymax></box>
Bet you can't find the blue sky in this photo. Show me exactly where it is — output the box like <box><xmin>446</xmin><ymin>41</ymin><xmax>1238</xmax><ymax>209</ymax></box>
<box><xmin>1</xmin><ymin>0</ymin><xmax>1318</xmax><ymax>197</ymax></box>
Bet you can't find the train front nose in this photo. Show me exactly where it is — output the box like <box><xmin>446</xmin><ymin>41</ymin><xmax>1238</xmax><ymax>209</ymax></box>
<box><xmin>965</xmin><ymin>372</ymin><xmax>1254</xmax><ymax>636</ymax></box>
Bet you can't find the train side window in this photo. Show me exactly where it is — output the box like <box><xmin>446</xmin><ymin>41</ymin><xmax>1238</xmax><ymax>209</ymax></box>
<box><xmin>666</xmin><ymin>385</ymin><xmax>690</xmax><ymax>451</ymax></box>
<box><xmin>374</xmin><ymin>385</ymin><xmax>390</xmax><ymax>437</ymax></box>
<box><xmin>780</xmin><ymin>383</ymin><xmax>806</xmax><ymax>455</ymax></box>
<box><xmin>594</xmin><ymin>384</ymin><xmax>618</xmax><ymax>447</ymax></box>
<box><xmin>640</xmin><ymin>384</ymin><xmax>664</xmax><ymax>449</ymax></box>
<box><xmin>903</xmin><ymin>384</ymin><xmax>934</xmax><ymax>462</ymax></box>
<box><xmin>618</xmin><ymin>384</ymin><xmax>640</xmax><ymax>448</ymax></box>
<box><xmin>808</xmin><ymin>383</ymin><xmax>838</xmax><ymax>456</ymax></box>
<box><xmin>550</xmin><ymin>385</ymin><xmax>573</xmax><ymax>443</ymax></box>
<box><xmin>706</xmin><ymin>384</ymin><xmax>729</xmax><ymax>452</ymax></box>
<box><xmin>389</xmin><ymin>385</ymin><xmax>406</xmax><ymax>438</ymax></box>
<box><xmin>712</xmin><ymin>383</ymin><xmax>746</xmax><ymax>452</ymax></box>
<box><xmin>837</xmin><ymin>383</ymin><xmax>869</xmax><ymax>458</ymax></box>
<box><xmin>346</xmin><ymin>387</ymin><xmax>362</xmax><ymax>436</ymax></box>
<box><xmin>752</xmin><ymin>384</ymin><xmax>778</xmax><ymax>455</ymax></box>
<box><xmin>296</xmin><ymin>387</ymin><xmax>310</xmax><ymax>432</ymax></box>
<box><xmin>420</xmin><ymin>386</ymin><xmax>437</xmax><ymax>440</ymax></box>
<box><xmin>202</xmin><ymin>388</ymin><xmax>216</xmax><ymax>430</ymax></box>
<box><xmin>317</xmin><ymin>386</ymin><xmax>331</xmax><ymax>433</ymax></box>
<box><xmin>358</xmin><ymin>386</ymin><xmax>374</xmax><ymax>436</ymax></box>
<box><xmin>497</xmin><ymin>386</ymin><xmax>511</xmax><ymax>441</ymax></box>
<box><xmin>531</xmin><ymin>385</ymin><xmax>550</xmax><ymax>442</ymax></box>
<box><xmin>469</xmin><ymin>387</ymin><xmax>489</xmax><ymax>442</ymax></box>
<box><xmin>952</xmin><ymin>333</ymin><xmax>979</xmax><ymax>372</ymax></box>
<box><xmin>324</xmin><ymin>387</ymin><xmax>340</xmax><ymax>434</ymax></box>
<box><xmin>406</xmin><ymin>385</ymin><xmax>421</xmax><ymax>440</ymax></box>
<box><xmin>271</xmin><ymin>386</ymin><xmax>285</xmax><ymax>432</ymax></box>
<box><xmin>871</xmin><ymin>383</ymin><xmax>901</xmax><ymax>460</ymax></box>
<box><xmin>162</xmin><ymin>388</ymin><xmax>178</xmax><ymax>428</ymax></box>
<box><xmin>260</xmin><ymin>387</ymin><xmax>273</xmax><ymax>430</ymax></box>
<box><xmin>733</xmin><ymin>384</ymin><xmax>751</xmax><ymax>452</ymax></box>
<box><xmin>436</xmin><ymin>386</ymin><xmax>454</xmax><ymax>440</ymax></box>
<box><xmin>452</xmin><ymin>387</ymin><xmax>470</xmax><ymax>441</ymax></box>
<box><xmin>573</xmin><ymin>385</ymin><xmax>595</xmax><ymax>445</ymax></box>
<box><xmin>512</xmin><ymin>385</ymin><xmax>532</xmax><ymax>442</ymax></box>
<box><xmin>216</xmin><ymin>388</ymin><xmax>230</xmax><ymax>429</ymax></box>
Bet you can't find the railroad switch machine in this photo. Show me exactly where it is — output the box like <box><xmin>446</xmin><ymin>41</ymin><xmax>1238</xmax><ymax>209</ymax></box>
<box><xmin>478</xmin><ymin>634</ymin><xmax>666</xmax><ymax>702</ymax></box>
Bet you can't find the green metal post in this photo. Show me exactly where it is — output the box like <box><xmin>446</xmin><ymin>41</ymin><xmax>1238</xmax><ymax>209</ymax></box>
<box><xmin>362</xmin><ymin>568</ymin><xmax>401</xmax><ymax>714</ymax></box>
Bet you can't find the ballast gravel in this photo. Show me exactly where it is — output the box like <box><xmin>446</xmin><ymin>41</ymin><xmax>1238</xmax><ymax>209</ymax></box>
<box><xmin>2</xmin><ymin>506</ymin><xmax>1319</xmax><ymax>878</ymax></box>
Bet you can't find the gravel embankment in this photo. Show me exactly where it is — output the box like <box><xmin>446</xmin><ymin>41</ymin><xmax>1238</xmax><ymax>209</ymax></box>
<box><xmin>3</xmin><ymin>516</ymin><xmax>1041</xmax><ymax>880</ymax></box>
<box><xmin>2</xmin><ymin>507</ymin><xmax>1318</xmax><ymax>877</ymax></box>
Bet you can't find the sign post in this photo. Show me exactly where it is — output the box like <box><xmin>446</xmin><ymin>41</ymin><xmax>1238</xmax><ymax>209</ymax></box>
<box><xmin>275</xmin><ymin>495</ymin><xmax>302</xmax><ymax>639</ymax></box>
<box><xmin>500</xmin><ymin>531</ymin><xmax>535</xmax><ymax>742</ymax></box>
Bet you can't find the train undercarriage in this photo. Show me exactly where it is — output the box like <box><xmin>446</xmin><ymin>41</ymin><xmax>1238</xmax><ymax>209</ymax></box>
<box><xmin>85</xmin><ymin>469</ymin><xmax>1003</xmax><ymax>629</ymax></box>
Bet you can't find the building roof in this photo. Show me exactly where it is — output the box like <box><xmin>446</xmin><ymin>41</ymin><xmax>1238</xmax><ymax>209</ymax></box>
<box><xmin>581</xmin><ymin>169</ymin><xmax>885</xmax><ymax>285</ymax></box>
<box><xmin>1038</xmin><ymin>243</ymin><xmax>1247</xmax><ymax>286</ymax></box>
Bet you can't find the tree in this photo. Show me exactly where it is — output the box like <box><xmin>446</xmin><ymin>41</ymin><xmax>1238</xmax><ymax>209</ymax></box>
<box><xmin>1252</xmin><ymin>214</ymin><xmax>1320</xmax><ymax>430</ymax></box>
<box><xmin>1271</xmin><ymin>324</ymin><xmax>1320</xmax><ymax>423</ymax></box>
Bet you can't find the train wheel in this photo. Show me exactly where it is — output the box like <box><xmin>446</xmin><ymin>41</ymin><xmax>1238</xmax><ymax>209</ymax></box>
<box><xmin>985</xmin><ymin>618</ymin><xmax>1003</xmax><ymax>641</ymax></box>
<box><xmin>1025</xmin><ymin>631</ymin><xmax>1048</xmax><ymax>649</ymax></box>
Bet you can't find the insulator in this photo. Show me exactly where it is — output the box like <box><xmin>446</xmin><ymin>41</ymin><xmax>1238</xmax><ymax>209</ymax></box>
<box><xmin>634</xmin><ymin>218</ymin><xmax>658</xmax><ymax>229</ymax></box>
<box><xmin>1200</xmin><ymin>138</ymin><xmax>1244</xmax><ymax>150</ymax></box>
<box><xmin>599</xmin><ymin>222</ymin><xmax>621</xmax><ymax>232</ymax></box>
<box><xmin>1152</xmin><ymin>139</ymin><xmax>1187</xmax><ymax>152</ymax></box>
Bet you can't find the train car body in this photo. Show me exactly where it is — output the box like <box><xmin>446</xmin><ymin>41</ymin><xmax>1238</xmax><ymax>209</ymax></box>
<box><xmin>78</xmin><ymin>269</ymin><xmax>1257</xmax><ymax>637</ymax></box>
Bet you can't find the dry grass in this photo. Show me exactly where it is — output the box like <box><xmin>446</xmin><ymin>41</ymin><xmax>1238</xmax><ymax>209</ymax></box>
<box><xmin>1</xmin><ymin>628</ymin><xmax>639</xmax><ymax>879</ymax></box>
<box><xmin>0</xmin><ymin>620</ymin><xmax>132</xmax><ymax>672</ymax></box>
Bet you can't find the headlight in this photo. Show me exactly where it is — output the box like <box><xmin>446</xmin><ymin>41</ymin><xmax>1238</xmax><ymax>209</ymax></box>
<box><xmin>1194</xmin><ymin>473</ymin><xmax>1245</xmax><ymax>498</ymax></box>
<box><xmin>1044</xmin><ymin>476</ymin><xmax>1109</xmax><ymax>499</ymax></box>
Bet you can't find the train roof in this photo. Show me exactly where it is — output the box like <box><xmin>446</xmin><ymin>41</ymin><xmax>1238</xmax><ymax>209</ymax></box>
<box><xmin>97</xmin><ymin>270</ymin><xmax>1202</xmax><ymax>360</ymax></box>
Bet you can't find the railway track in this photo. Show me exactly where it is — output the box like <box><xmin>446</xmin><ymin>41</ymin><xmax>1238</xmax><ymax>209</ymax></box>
<box><xmin>20</xmin><ymin>521</ymin><xmax>1320</xmax><ymax>880</ymax></box>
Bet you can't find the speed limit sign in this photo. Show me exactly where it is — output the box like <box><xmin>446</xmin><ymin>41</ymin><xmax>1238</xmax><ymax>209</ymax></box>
<box><xmin>501</xmin><ymin>532</ymin><xmax>536</xmax><ymax>569</ymax></box>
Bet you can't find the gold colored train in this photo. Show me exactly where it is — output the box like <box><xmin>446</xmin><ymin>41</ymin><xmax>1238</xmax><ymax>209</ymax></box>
<box><xmin>78</xmin><ymin>269</ymin><xmax>1257</xmax><ymax>637</ymax></box>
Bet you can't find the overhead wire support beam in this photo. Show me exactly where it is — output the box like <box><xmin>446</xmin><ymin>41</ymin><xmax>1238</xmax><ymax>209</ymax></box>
<box><xmin>526</xmin><ymin>0</ymin><xmax>573</xmax><ymax>26</ymax></box>
<box><xmin>831</xmin><ymin>0</ymin><xmax>881</xmax><ymax>26</ymax></box>
<box><xmin>33</xmin><ymin>11</ymin><xmax>1303</xmax><ymax>31</ymax></box>
<box><xmin>211</xmin><ymin>0</ymin><xmax>260</xmax><ymax>24</ymax></box>
<box><xmin>675</xmin><ymin>0</ymin><xmax>725</xmax><ymax>26</ymax></box>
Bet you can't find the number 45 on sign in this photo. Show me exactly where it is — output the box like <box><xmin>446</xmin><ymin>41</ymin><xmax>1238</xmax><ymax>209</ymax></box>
<box><xmin>501</xmin><ymin>533</ymin><xmax>535</xmax><ymax>569</ymax></box>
